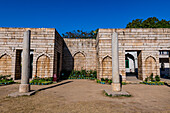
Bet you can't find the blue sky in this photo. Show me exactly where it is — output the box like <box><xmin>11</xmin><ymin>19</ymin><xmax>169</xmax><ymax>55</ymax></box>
<box><xmin>0</xmin><ymin>0</ymin><xmax>169</xmax><ymax>34</ymax></box>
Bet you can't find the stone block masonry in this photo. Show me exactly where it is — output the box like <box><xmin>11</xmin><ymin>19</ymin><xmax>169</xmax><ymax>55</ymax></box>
<box><xmin>96</xmin><ymin>28</ymin><xmax>170</xmax><ymax>81</ymax></box>
<box><xmin>0</xmin><ymin>28</ymin><xmax>63</xmax><ymax>80</ymax></box>
<box><xmin>62</xmin><ymin>38</ymin><xmax>96</xmax><ymax>72</ymax></box>
<box><xmin>0</xmin><ymin>27</ymin><xmax>169</xmax><ymax>81</ymax></box>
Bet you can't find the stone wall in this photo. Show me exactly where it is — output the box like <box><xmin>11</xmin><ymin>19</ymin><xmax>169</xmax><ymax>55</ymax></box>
<box><xmin>62</xmin><ymin>38</ymin><xmax>96</xmax><ymax>72</ymax></box>
<box><xmin>96</xmin><ymin>28</ymin><xmax>170</xmax><ymax>81</ymax></box>
<box><xmin>1</xmin><ymin>27</ymin><xmax>169</xmax><ymax>81</ymax></box>
<box><xmin>0</xmin><ymin>28</ymin><xmax>63</xmax><ymax>80</ymax></box>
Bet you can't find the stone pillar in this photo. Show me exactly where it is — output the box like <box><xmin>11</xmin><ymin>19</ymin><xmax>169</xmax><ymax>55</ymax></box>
<box><xmin>111</xmin><ymin>32</ymin><xmax>121</xmax><ymax>92</ymax></box>
<box><xmin>169</xmin><ymin>53</ymin><xmax>170</xmax><ymax>77</ymax></box>
<box><xmin>19</xmin><ymin>30</ymin><xmax>31</xmax><ymax>93</ymax></box>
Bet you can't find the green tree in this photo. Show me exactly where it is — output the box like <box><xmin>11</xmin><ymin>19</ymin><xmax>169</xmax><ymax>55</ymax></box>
<box><xmin>126</xmin><ymin>17</ymin><xmax>170</xmax><ymax>28</ymax></box>
<box><xmin>62</xmin><ymin>29</ymin><xmax>98</xmax><ymax>39</ymax></box>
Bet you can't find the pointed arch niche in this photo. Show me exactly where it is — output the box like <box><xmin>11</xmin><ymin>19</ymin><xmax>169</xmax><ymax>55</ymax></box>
<box><xmin>74</xmin><ymin>52</ymin><xmax>86</xmax><ymax>70</ymax></box>
<box><xmin>145</xmin><ymin>56</ymin><xmax>157</xmax><ymax>77</ymax></box>
<box><xmin>36</xmin><ymin>55</ymin><xmax>50</xmax><ymax>77</ymax></box>
<box><xmin>102</xmin><ymin>56</ymin><xmax>112</xmax><ymax>78</ymax></box>
<box><xmin>0</xmin><ymin>54</ymin><xmax>12</xmax><ymax>75</ymax></box>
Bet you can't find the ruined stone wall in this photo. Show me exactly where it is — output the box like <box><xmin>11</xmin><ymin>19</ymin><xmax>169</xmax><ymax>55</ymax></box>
<box><xmin>97</xmin><ymin>28</ymin><xmax>170</xmax><ymax>81</ymax></box>
<box><xmin>0</xmin><ymin>28</ymin><xmax>62</xmax><ymax>80</ymax></box>
<box><xmin>62</xmin><ymin>38</ymin><xmax>96</xmax><ymax>72</ymax></box>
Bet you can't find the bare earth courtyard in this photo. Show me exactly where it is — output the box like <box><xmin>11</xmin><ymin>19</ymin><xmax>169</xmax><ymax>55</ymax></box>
<box><xmin>0</xmin><ymin>79</ymin><xmax>170</xmax><ymax>113</ymax></box>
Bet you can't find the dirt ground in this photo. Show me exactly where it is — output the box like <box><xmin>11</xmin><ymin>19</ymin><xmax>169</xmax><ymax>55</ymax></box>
<box><xmin>0</xmin><ymin>79</ymin><xmax>170</xmax><ymax>113</ymax></box>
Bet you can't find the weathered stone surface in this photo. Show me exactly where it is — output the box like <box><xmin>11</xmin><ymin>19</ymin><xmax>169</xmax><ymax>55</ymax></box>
<box><xmin>111</xmin><ymin>32</ymin><xmax>121</xmax><ymax>91</ymax></box>
<box><xmin>0</xmin><ymin>28</ymin><xmax>63</xmax><ymax>81</ymax></box>
<box><xmin>96</xmin><ymin>28</ymin><xmax>170</xmax><ymax>81</ymax></box>
<box><xmin>8</xmin><ymin>90</ymin><xmax>36</xmax><ymax>97</ymax></box>
<box><xmin>62</xmin><ymin>38</ymin><xmax>96</xmax><ymax>72</ymax></box>
<box><xmin>19</xmin><ymin>30</ymin><xmax>31</xmax><ymax>93</ymax></box>
<box><xmin>104</xmin><ymin>89</ymin><xmax>130</xmax><ymax>97</ymax></box>
<box><xmin>0</xmin><ymin>28</ymin><xmax>169</xmax><ymax>82</ymax></box>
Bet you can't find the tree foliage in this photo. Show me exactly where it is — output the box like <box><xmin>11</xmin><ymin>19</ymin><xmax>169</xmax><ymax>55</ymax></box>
<box><xmin>62</xmin><ymin>29</ymin><xmax>98</xmax><ymax>39</ymax></box>
<box><xmin>126</xmin><ymin>17</ymin><xmax>170</xmax><ymax>28</ymax></box>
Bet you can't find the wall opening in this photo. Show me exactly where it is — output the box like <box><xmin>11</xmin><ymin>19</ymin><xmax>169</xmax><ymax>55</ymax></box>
<box><xmin>57</xmin><ymin>52</ymin><xmax>61</xmax><ymax>78</ymax></box>
<box><xmin>15</xmin><ymin>50</ymin><xmax>33</xmax><ymax>80</ymax></box>
<box><xmin>125</xmin><ymin>50</ymin><xmax>143</xmax><ymax>80</ymax></box>
<box><xmin>15</xmin><ymin>50</ymin><xmax>22</xmax><ymax>80</ymax></box>
<box><xmin>125</xmin><ymin>51</ymin><xmax>138</xmax><ymax>78</ymax></box>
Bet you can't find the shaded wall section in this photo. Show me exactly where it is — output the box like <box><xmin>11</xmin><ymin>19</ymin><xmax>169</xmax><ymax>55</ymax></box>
<box><xmin>62</xmin><ymin>38</ymin><xmax>96</xmax><ymax>73</ymax></box>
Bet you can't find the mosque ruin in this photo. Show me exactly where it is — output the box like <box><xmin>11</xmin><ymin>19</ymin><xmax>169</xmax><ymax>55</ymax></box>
<box><xmin>0</xmin><ymin>27</ymin><xmax>169</xmax><ymax>81</ymax></box>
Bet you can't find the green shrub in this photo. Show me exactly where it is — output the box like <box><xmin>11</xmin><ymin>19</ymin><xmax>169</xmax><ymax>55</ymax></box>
<box><xmin>69</xmin><ymin>69</ymin><xmax>97</xmax><ymax>79</ymax></box>
<box><xmin>97</xmin><ymin>79</ymin><xmax>100</xmax><ymax>83</ymax></box>
<box><xmin>149</xmin><ymin>73</ymin><xmax>154</xmax><ymax>82</ymax></box>
<box><xmin>101</xmin><ymin>78</ymin><xmax>105</xmax><ymax>81</ymax></box>
<box><xmin>30</xmin><ymin>77</ymin><xmax>53</xmax><ymax>85</ymax></box>
<box><xmin>108</xmin><ymin>80</ymin><xmax>112</xmax><ymax>84</ymax></box>
<box><xmin>155</xmin><ymin>75</ymin><xmax>160</xmax><ymax>82</ymax></box>
<box><xmin>144</xmin><ymin>77</ymin><xmax>148</xmax><ymax>82</ymax></box>
<box><xmin>105</xmin><ymin>92</ymin><xmax>112</xmax><ymax>97</ymax></box>
<box><xmin>0</xmin><ymin>75</ymin><xmax>14</xmax><ymax>85</ymax></box>
<box><xmin>122</xmin><ymin>82</ymin><xmax>126</xmax><ymax>85</ymax></box>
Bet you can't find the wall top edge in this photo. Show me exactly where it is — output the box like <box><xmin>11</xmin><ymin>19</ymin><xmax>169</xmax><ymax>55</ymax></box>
<box><xmin>0</xmin><ymin>27</ymin><xmax>56</xmax><ymax>31</ymax></box>
<box><xmin>98</xmin><ymin>28</ymin><xmax>170</xmax><ymax>33</ymax></box>
<box><xmin>63</xmin><ymin>38</ymin><xmax>96</xmax><ymax>41</ymax></box>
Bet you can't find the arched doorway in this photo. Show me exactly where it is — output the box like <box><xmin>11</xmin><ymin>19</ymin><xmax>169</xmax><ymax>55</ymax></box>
<box><xmin>125</xmin><ymin>53</ymin><xmax>135</xmax><ymax>73</ymax></box>
<box><xmin>36</xmin><ymin>55</ymin><xmax>50</xmax><ymax>78</ymax></box>
<box><xmin>145</xmin><ymin>56</ymin><xmax>157</xmax><ymax>77</ymax></box>
<box><xmin>74</xmin><ymin>52</ymin><xmax>86</xmax><ymax>70</ymax></box>
<box><xmin>102</xmin><ymin>56</ymin><xmax>112</xmax><ymax>78</ymax></box>
<box><xmin>0</xmin><ymin>54</ymin><xmax>12</xmax><ymax>75</ymax></box>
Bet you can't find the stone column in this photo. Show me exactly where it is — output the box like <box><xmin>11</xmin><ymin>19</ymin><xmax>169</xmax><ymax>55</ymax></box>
<box><xmin>19</xmin><ymin>30</ymin><xmax>31</xmax><ymax>93</ymax></box>
<box><xmin>169</xmin><ymin>53</ymin><xmax>170</xmax><ymax>78</ymax></box>
<box><xmin>111</xmin><ymin>32</ymin><xmax>121</xmax><ymax>92</ymax></box>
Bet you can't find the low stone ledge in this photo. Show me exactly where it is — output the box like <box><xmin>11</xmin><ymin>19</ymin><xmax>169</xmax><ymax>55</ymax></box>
<box><xmin>8</xmin><ymin>90</ymin><xmax>36</xmax><ymax>97</ymax></box>
<box><xmin>104</xmin><ymin>89</ymin><xmax>130</xmax><ymax>97</ymax></box>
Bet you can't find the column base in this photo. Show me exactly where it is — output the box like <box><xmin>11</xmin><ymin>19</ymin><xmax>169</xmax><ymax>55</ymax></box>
<box><xmin>19</xmin><ymin>84</ymin><xmax>30</xmax><ymax>93</ymax></box>
<box><xmin>111</xmin><ymin>83</ymin><xmax>121</xmax><ymax>92</ymax></box>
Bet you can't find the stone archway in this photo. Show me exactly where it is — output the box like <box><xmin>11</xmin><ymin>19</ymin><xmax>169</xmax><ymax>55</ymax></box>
<box><xmin>125</xmin><ymin>53</ymin><xmax>135</xmax><ymax>73</ymax></box>
<box><xmin>74</xmin><ymin>52</ymin><xmax>86</xmax><ymax>70</ymax></box>
<box><xmin>102</xmin><ymin>56</ymin><xmax>112</xmax><ymax>78</ymax></box>
<box><xmin>145</xmin><ymin>56</ymin><xmax>157</xmax><ymax>77</ymax></box>
<box><xmin>0</xmin><ymin>54</ymin><xmax>12</xmax><ymax>75</ymax></box>
<box><xmin>36</xmin><ymin>55</ymin><xmax>50</xmax><ymax>77</ymax></box>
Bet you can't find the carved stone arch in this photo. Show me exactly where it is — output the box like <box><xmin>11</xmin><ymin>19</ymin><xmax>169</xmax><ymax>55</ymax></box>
<box><xmin>0</xmin><ymin>51</ymin><xmax>12</xmax><ymax>58</ymax></box>
<box><xmin>102</xmin><ymin>54</ymin><xmax>112</xmax><ymax>62</ymax></box>
<box><xmin>36</xmin><ymin>54</ymin><xmax>50</xmax><ymax>78</ymax></box>
<box><xmin>145</xmin><ymin>56</ymin><xmax>157</xmax><ymax>77</ymax></box>
<box><xmin>0</xmin><ymin>53</ymin><xmax>12</xmax><ymax>75</ymax></box>
<box><xmin>102</xmin><ymin>55</ymin><xmax>112</xmax><ymax>78</ymax></box>
<box><xmin>73</xmin><ymin>51</ymin><xmax>86</xmax><ymax>57</ymax></box>
<box><xmin>73</xmin><ymin>52</ymin><xmax>86</xmax><ymax>70</ymax></box>
<box><xmin>35</xmin><ymin>52</ymin><xmax>51</xmax><ymax>62</ymax></box>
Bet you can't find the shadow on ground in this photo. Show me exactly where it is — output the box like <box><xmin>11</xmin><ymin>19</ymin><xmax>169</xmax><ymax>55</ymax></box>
<box><xmin>36</xmin><ymin>81</ymin><xmax>73</xmax><ymax>92</ymax></box>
